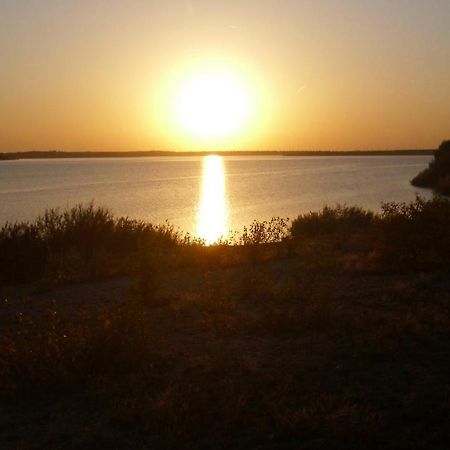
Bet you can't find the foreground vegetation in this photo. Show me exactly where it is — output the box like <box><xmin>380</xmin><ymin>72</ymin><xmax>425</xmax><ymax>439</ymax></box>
<box><xmin>412</xmin><ymin>140</ymin><xmax>450</xmax><ymax>195</ymax></box>
<box><xmin>1</xmin><ymin>198</ymin><xmax>450</xmax><ymax>449</ymax></box>
<box><xmin>2</xmin><ymin>196</ymin><xmax>450</xmax><ymax>285</ymax></box>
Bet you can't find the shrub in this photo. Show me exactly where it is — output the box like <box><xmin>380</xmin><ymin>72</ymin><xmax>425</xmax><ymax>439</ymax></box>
<box><xmin>0</xmin><ymin>204</ymin><xmax>181</xmax><ymax>283</ymax></box>
<box><xmin>379</xmin><ymin>196</ymin><xmax>450</xmax><ymax>268</ymax></box>
<box><xmin>238</xmin><ymin>217</ymin><xmax>289</xmax><ymax>245</ymax></box>
<box><xmin>289</xmin><ymin>197</ymin><xmax>450</xmax><ymax>270</ymax></box>
<box><xmin>411</xmin><ymin>140</ymin><xmax>450</xmax><ymax>193</ymax></box>
<box><xmin>0</xmin><ymin>222</ymin><xmax>45</xmax><ymax>282</ymax></box>
<box><xmin>291</xmin><ymin>205</ymin><xmax>375</xmax><ymax>239</ymax></box>
<box><xmin>436</xmin><ymin>174</ymin><xmax>450</xmax><ymax>196</ymax></box>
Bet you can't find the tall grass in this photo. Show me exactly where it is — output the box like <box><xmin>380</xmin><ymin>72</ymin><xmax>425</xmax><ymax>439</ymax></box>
<box><xmin>0</xmin><ymin>203</ymin><xmax>181</xmax><ymax>283</ymax></box>
<box><xmin>291</xmin><ymin>205</ymin><xmax>374</xmax><ymax>238</ymax></box>
<box><xmin>379</xmin><ymin>196</ymin><xmax>450</xmax><ymax>268</ymax></box>
<box><xmin>291</xmin><ymin>196</ymin><xmax>450</xmax><ymax>270</ymax></box>
<box><xmin>2</xmin><ymin>196</ymin><xmax>450</xmax><ymax>285</ymax></box>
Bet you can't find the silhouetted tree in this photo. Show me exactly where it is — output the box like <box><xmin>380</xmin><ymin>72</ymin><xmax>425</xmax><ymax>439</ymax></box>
<box><xmin>411</xmin><ymin>140</ymin><xmax>450</xmax><ymax>194</ymax></box>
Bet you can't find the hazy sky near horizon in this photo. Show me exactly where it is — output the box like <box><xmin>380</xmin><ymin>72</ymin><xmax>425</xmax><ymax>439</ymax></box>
<box><xmin>1</xmin><ymin>0</ymin><xmax>450</xmax><ymax>151</ymax></box>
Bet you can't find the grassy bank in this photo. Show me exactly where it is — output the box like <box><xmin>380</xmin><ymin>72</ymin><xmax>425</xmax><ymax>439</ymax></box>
<box><xmin>2</xmin><ymin>196</ymin><xmax>450</xmax><ymax>285</ymax></box>
<box><xmin>1</xmin><ymin>199</ymin><xmax>450</xmax><ymax>449</ymax></box>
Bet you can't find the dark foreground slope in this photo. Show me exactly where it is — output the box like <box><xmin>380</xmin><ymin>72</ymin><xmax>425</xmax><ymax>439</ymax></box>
<box><xmin>1</xmin><ymin>199</ymin><xmax>450</xmax><ymax>449</ymax></box>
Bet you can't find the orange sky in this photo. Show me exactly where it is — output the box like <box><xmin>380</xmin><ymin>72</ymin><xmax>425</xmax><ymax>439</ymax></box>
<box><xmin>1</xmin><ymin>1</ymin><xmax>449</xmax><ymax>152</ymax></box>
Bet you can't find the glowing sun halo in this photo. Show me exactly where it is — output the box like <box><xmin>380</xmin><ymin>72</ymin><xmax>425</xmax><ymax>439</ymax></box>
<box><xmin>174</xmin><ymin>70</ymin><xmax>251</xmax><ymax>140</ymax></box>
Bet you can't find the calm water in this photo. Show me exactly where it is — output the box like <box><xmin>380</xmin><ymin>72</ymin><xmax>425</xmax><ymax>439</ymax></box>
<box><xmin>0</xmin><ymin>155</ymin><xmax>432</xmax><ymax>240</ymax></box>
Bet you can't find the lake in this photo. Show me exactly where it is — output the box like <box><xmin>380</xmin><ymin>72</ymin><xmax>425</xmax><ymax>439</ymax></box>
<box><xmin>0</xmin><ymin>155</ymin><xmax>432</xmax><ymax>241</ymax></box>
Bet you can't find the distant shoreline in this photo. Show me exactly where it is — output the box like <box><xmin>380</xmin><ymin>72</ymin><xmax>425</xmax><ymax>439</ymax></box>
<box><xmin>0</xmin><ymin>149</ymin><xmax>435</xmax><ymax>160</ymax></box>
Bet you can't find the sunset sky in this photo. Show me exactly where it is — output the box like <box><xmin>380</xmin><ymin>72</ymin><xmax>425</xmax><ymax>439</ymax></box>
<box><xmin>1</xmin><ymin>0</ymin><xmax>449</xmax><ymax>152</ymax></box>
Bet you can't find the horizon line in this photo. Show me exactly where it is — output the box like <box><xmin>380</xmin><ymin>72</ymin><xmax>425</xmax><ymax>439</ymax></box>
<box><xmin>0</xmin><ymin>148</ymin><xmax>435</xmax><ymax>157</ymax></box>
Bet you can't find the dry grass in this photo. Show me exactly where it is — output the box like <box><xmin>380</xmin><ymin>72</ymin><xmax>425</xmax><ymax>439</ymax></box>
<box><xmin>1</xmin><ymin>198</ymin><xmax>450</xmax><ymax>448</ymax></box>
<box><xmin>1</xmin><ymin>258</ymin><xmax>450</xmax><ymax>449</ymax></box>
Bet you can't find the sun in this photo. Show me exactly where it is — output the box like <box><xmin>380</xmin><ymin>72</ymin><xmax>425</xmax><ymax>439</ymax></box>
<box><xmin>174</xmin><ymin>69</ymin><xmax>251</xmax><ymax>140</ymax></box>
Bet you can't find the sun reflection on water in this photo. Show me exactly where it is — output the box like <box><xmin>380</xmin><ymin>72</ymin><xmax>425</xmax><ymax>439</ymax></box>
<box><xmin>197</xmin><ymin>155</ymin><xmax>228</xmax><ymax>244</ymax></box>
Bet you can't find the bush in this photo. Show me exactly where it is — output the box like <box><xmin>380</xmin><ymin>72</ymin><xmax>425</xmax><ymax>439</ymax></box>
<box><xmin>291</xmin><ymin>205</ymin><xmax>375</xmax><ymax>238</ymax></box>
<box><xmin>0</xmin><ymin>222</ymin><xmax>45</xmax><ymax>282</ymax></box>
<box><xmin>411</xmin><ymin>140</ymin><xmax>450</xmax><ymax>193</ymax></box>
<box><xmin>2</xmin><ymin>197</ymin><xmax>450</xmax><ymax>284</ymax></box>
<box><xmin>0</xmin><ymin>204</ymin><xmax>181</xmax><ymax>283</ymax></box>
<box><xmin>290</xmin><ymin>197</ymin><xmax>450</xmax><ymax>270</ymax></box>
<box><xmin>379</xmin><ymin>196</ymin><xmax>450</xmax><ymax>268</ymax></box>
<box><xmin>436</xmin><ymin>174</ymin><xmax>450</xmax><ymax>195</ymax></box>
<box><xmin>238</xmin><ymin>217</ymin><xmax>289</xmax><ymax>245</ymax></box>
